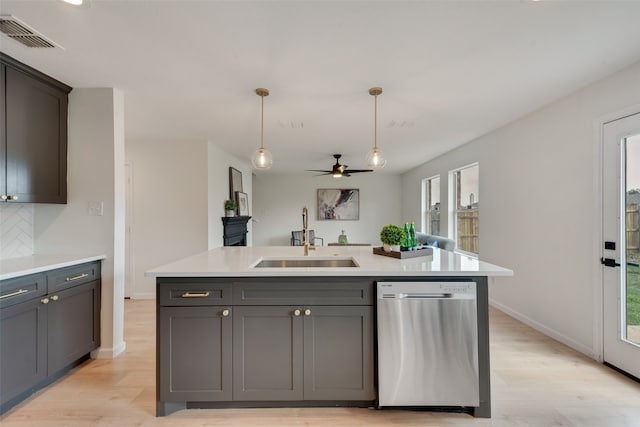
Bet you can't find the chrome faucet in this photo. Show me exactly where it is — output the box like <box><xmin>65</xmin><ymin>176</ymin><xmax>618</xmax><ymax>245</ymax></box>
<box><xmin>302</xmin><ymin>206</ymin><xmax>315</xmax><ymax>256</ymax></box>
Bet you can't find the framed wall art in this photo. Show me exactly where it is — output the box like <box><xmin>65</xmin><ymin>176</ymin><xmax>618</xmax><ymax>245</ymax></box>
<box><xmin>236</xmin><ymin>191</ymin><xmax>249</xmax><ymax>216</ymax></box>
<box><xmin>317</xmin><ymin>188</ymin><xmax>359</xmax><ymax>220</ymax></box>
<box><xmin>229</xmin><ymin>167</ymin><xmax>243</xmax><ymax>200</ymax></box>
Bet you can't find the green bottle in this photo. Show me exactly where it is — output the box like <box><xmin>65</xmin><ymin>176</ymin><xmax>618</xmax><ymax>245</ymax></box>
<box><xmin>402</xmin><ymin>223</ymin><xmax>410</xmax><ymax>250</ymax></box>
<box><xmin>409</xmin><ymin>222</ymin><xmax>417</xmax><ymax>249</ymax></box>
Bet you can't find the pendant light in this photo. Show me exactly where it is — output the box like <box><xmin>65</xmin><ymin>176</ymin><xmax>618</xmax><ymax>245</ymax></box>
<box><xmin>251</xmin><ymin>88</ymin><xmax>273</xmax><ymax>170</ymax></box>
<box><xmin>366</xmin><ymin>87</ymin><xmax>387</xmax><ymax>169</ymax></box>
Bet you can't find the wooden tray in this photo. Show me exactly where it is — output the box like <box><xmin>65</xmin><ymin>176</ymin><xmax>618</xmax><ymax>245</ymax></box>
<box><xmin>373</xmin><ymin>246</ymin><xmax>433</xmax><ymax>259</ymax></box>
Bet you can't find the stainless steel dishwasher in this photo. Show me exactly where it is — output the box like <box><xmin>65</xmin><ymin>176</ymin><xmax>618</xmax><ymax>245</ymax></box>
<box><xmin>377</xmin><ymin>281</ymin><xmax>479</xmax><ymax>407</ymax></box>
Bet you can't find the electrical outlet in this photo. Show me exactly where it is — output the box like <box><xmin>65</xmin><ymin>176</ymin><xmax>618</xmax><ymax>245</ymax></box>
<box><xmin>88</xmin><ymin>200</ymin><xmax>103</xmax><ymax>216</ymax></box>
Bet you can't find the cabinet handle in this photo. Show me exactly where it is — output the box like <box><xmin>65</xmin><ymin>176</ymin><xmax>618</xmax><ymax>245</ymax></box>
<box><xmin>221</xmin><ymin>309</ymin><xmax>230</xmax><ymax>317</ymax></box>
<box><xmin>41</xmin><ymin>298</ymin><xmax>50</xmax><ymax>304</ymax></box>
<box><xmin>0</xmin><ymin>195</ymin><xmax>7</xmax><ymax>201</ymax></box>
<box><xmin>66</xmin><ymin>273</ymin><xmax>89</xmax><ymax>282</ymax></box>
<box><xmin>51</xmin><ymin>295</ymin><xmax>59</xmax><ymax>301</ymax></box>
<box><xmin>304</xmin><ymin>309</ymin><xmax>312</xmax><ymax>316</ymax></box>
<box><xmin>180</xmin><ymin>291</ymin><xmax>210</xmax><ymax>298</ymax></box>
<box><xmin>293</xmin><ymin>309</ymin><xmax>301</xmax><ymax>317</ymax></box>
<box><xmin>0</xmin><ymin>289</ymin><xmax>29</xmax><ymax>300</ymax></box>
<box><xmin>7</xmin><ymin>195</ymin><xmax>18</xmax><ymax>201</ymax></box>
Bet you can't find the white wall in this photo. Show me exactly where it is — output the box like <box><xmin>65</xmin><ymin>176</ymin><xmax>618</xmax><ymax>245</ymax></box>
<box><xmin>402</xmin><ymin>59</ymin><xmax>640</xmax><ymax>357</ymax></box>
<box><xmin>125</xmin><ymin>139</ymin><xmax>209</xmax><ymax>298</ymax></box>
<box><xmin>34</xmin><ymin>88</ymin><xmax>126</xmax><ymax>358</ymax></box>
<box><xmin>207</xmin><ymin>143</ymin><xmax>253</xmax><ymax>248</ymax></box>
<box><xmin>253</xmin><ymin>173</ymin><xmax>402</xmax><ymax>246</ymax></box>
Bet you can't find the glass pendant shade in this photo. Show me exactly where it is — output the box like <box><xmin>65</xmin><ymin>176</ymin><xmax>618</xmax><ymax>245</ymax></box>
<box><xmin>251</xmin><ymin>147</ymin><xmax>273</xmax><ymax>169</ymax></box>
<box><xmin>366</xmin><ymin>147</ymin><xmax>387</xmax><ymax>169</ymax></box>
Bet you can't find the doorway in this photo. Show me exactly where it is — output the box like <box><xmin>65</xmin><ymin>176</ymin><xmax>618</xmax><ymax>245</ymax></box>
<box><xmin>602</xmin><ymin>112</ymin><xmax>640</xmax><ymax>379</ymax></box>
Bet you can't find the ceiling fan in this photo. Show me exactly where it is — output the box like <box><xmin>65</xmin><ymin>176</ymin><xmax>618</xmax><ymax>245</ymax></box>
<box><xmin>307</xmin><ymin>154</ymin><xmax>373</xmax><ymax>178</ymax></box>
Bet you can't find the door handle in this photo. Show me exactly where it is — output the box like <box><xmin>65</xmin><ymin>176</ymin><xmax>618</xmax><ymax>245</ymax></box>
<box><xmin>601</xmin><ymin>257</ymin><xmax>620</xmax><ymax>268</ymax></box>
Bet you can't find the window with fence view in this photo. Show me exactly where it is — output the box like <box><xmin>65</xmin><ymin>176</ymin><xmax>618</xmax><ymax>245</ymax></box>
<box><xmin>422</xmin><ymin>176</ymin><xmax>440</xmax><ymax>235</ymax></box>
<box><xmin>453</xmin><ymin>164</ymin><xmax>479</xmax><ymax>255</ymax></box>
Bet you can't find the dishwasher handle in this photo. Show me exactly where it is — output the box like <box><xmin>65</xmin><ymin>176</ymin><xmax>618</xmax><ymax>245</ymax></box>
<box><xmin>382</xmin><ymin>292</ymin><xmax>453</xmax><ymax>299</ymax></box>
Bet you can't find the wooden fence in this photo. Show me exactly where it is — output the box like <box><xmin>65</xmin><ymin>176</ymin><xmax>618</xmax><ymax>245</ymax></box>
<box><xmin>457</xmin><ymin>210</ymin><xmax>479</xmax><ymax>254</ymax></box>
<box><xmin>629</xmin><ymin>204</ymin><xmax>639</xmax><ymax>252</ymax></box>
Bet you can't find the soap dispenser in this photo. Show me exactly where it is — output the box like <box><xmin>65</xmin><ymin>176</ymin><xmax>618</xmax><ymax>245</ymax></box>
<box><xmin>338</xmin><ymin>230</ymin><xmax>348</xmax><ymax>244</ymax></box>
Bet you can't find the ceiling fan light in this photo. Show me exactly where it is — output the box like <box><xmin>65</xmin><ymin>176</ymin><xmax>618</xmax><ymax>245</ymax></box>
<box><xmin>367</xmin><ymin>147</ymin><xmax>387</xmax><ymax>169</ymax></box>
<box><xmin>251</xmin><ymin>147</ymin><xmax>273</xmax><ymax>170</ymax></box>
<box><xmin>332</xmin><ymin>172</ymin><xmax>342</xmax><ymax>178</ymax></box>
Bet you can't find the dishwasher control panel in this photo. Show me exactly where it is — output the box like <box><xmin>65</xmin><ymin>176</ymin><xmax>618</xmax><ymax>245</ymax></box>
<box><xmin>378</xmin><ymin>281</ymin><xmax>476</xmax><ymax>299</ymax></box>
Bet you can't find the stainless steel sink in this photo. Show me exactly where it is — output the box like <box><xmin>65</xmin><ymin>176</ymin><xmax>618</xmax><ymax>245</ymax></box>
<box><xmin>252</xmin><ymin>257</ymin><xmax>359</xmax><ymax>268</ymax></box>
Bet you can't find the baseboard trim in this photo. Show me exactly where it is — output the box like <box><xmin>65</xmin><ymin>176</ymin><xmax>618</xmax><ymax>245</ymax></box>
<box><xmin>489</xmin><ymin>298</ymin><xmax>595</xmax><ymax>359</ymax></box>
<box><xmin>90</xmin><ymin>340</ymin><xmax>126</xmax><ymax>359</ymax></box>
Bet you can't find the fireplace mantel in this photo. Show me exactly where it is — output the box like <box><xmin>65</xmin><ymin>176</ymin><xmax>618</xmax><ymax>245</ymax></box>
<box><xmin>221</xmin><ymin>216</ymin><xmax>251</xmax><ymax>246</ymax></box>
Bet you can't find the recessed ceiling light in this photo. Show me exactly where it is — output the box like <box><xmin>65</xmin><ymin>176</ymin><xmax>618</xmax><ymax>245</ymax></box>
<box><xmin>62</xmin><ymin>0</ymin><xmax>83</xmax><ymax>5</ymax></box>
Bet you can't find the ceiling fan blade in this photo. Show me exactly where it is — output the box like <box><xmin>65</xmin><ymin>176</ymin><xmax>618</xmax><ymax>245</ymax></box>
<box><xmin>306</xmin><ymin>169</ymin><xmax>332</xmax><ymax>173</ymax></box>
<box><xmin>344</xmin><ymin>169</ymin><xmax>373</xmax><ymax>173</ymax></box>
<box><xmin>313</xmin><ymin>172</ymin><xmax>334</xmax><ymax>176</ymax></box>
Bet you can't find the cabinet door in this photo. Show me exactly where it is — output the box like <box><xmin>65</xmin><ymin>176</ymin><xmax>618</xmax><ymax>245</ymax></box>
<box><xmin>159</xmin><ymin>306</ymin><xmax>232</xmax><ymax>401</ymax></box>
<box><xmin>47</xmin><ymin>281</ymin><xmax>101</xmax><ymax>375</ymax></box>
<box><xmin>5</xmin><ymin>66</ymin><xmax>67</xmax><ymax>203</ymax></box>
<box><xmin>233</xmin><ymin>306</ymin><xmax>303</xmax><ymax>400</ymax></box>
<box><xmin>0</xmin><ymin>297</ymin><xmax>47</xmax><ymax>410</ymax></box>
<box><xmin>303</xmin><ymin>306</ymin><xmax>375</xmax><ymax>401</ymax></box>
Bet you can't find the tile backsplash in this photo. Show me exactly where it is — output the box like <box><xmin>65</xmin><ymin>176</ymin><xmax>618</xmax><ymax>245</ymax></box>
<box><xmin>0</xmin><ymin>204</ymin><xmax>34</xmax><ymax>259</ymax></box>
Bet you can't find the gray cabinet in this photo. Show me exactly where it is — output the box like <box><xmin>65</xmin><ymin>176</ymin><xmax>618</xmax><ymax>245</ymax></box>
<box><xmin>233</xmin><ymin>306</ymin><xmax>304</xmax><ymax>401</ymax></box>
<box><xmin>0</xmin><ymin>53</ymin><xmax>71</xmax><ymax>204</ymax></box>
<box><xmin>0</xmin><ymin>261</ymin><xmax>101</xmax><ymax>414</ymax></box>
<box><xmin>47</xmin><ymin>281</ymin><xmax>101</xmax><ymax>375</ymax></box>
<box><xmin>159</xmin><ymin>306</ymin><xmax>232</xmax><ymax>402</ymax></box>
<box><xmin>0</xmin><ymin>296</ymin><xmax>47</xmax><ymax>409</ymax></box>
<box><xmin>303</xmin><ymin>305</ymin><xmax>374</xmax><ymax>401</ymax></box>
<box><xmin>233</xmin><ymin>304</ymin><xmax>374</xmax><ymax>402</ymax></box>
<box><xmin>156</xmin><ymin>277</ymin><xmax>374</xmax><ymax>415</ymax></box>
<box><xmin>157</xmin><ymin>280</ymin><xmax>233</xmax><ymax>409</ymax></box>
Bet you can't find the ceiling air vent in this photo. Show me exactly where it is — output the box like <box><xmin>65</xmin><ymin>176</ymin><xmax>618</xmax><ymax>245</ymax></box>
<box><xmin>0</xmin><ymin>15</ymin><xmax>60</xmax><ymax>49</ymax></box>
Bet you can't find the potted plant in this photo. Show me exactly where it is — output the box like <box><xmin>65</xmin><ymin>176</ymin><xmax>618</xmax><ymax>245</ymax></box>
<box><xmin>379</xmin><ymin>224</ymin><xmax>405</xmax><ymax>252</ymax></box>
<box><xmin>224</xmin><ymin>199</ymin><xmax>237</xmax><ymax>217</ymax></box>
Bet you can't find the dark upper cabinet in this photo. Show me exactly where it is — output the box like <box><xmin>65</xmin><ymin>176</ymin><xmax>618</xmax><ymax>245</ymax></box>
<box><xmin>0</xmin><ymin>53</ymin><xmax>71</xmax><ymax>204</ymax></box>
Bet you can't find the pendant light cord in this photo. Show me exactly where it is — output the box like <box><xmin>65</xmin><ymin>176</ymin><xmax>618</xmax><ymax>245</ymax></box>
<box><xmin>260</xmin><ymin>93</ymin><xmax>264</xmax><ymax>150</ymax></box>
<box><xmin>374</xmin><ymin>93</ymin><xmax>378</xmax><ymax>150</ymax></box>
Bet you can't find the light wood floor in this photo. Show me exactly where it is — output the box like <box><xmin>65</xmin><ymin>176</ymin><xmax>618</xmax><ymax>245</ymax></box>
<box><xmin>2</xmin><ymin>300</ymin><xmax>639</xmax><ymax>426</ymax></box>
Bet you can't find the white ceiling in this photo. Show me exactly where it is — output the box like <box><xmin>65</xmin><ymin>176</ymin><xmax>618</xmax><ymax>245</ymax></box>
<box><xmin>2</xmin><ymin>1</ymin><xmax>640</xmax><ymax>175</ymax></box>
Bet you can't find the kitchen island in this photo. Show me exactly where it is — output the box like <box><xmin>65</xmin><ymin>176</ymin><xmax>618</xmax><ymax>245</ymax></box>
<box><xmin>146</xmin><ymin>246</ymin><xmax>512</xmax><ymax>418</ymax></box>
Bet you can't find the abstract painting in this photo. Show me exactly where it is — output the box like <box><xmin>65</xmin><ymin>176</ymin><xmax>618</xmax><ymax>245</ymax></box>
<box><xmin>317</xmin><ymin>189</ymin><xmax>359</xmax><ymax>220</ymax></box>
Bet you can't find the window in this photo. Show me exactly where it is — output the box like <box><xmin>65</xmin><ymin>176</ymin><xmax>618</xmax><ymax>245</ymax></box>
<box><xmin>451</xmin><ymin>164</ymin><xmax>479</xmax><ymax>255</ymax></box>
<box><xmin>422</xmin><ymin>176</ymin><xmax>441</xmax><ymax>235</ymax></box>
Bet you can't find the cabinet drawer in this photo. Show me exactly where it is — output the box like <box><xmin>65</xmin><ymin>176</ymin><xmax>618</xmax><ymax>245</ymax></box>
<box><xmin>233</xmin><ymin>279</ymin><xmax>373</xmax><ymax>306</ymax></box>
<box><xmin>0</xmin><ymin>273</ymin><xmax>46</xmax><ymax>309</ymax></box>
<box><xmin>158</xmin><ymin>280</ymin><xmax>232</xmax><ymax>306</ymax></box>
<box><xmin>47</xmin><ymin>262</ymin><xmax>101</xmax><ymax>293</ymax></box>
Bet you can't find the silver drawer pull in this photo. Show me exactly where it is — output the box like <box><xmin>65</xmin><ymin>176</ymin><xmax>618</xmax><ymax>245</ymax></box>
<box><xmin>0</xmin><ymin>289</ymin><xmax>29</xmax><ymax>300</ymax></box>
<box><xmin>222</xmin><ymin>309</ymin><xmax>230</xmax><ymax>317</ymax></box>
<box><xmin>66</xmin><ymin>273</ymin><xmax>89</xmax><ymax>282</ymax></box>
<box><xmin>181</xmin><ymin>291</ymin><xmax>210</xmax><ymax>298</ymax></box>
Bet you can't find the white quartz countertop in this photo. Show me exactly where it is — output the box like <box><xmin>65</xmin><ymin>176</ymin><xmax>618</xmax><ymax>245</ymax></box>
<box><xmin>145</xmin><ymin>246</ymin><xmax>513</xmax><ymax>278</ymax></box>
<box><xmin>0</xmin><ymin>254</ymin><xmax>106</xmax><ymax>281</ymax></box>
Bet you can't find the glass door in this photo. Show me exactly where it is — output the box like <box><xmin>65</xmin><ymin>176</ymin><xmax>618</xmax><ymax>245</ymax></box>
<box><xmin>602</xmin><ymin>112</ymin><xmax>640</xmax><ymax>379</ymax></box>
